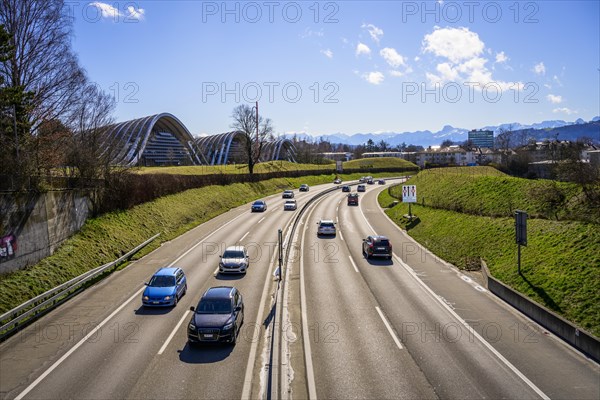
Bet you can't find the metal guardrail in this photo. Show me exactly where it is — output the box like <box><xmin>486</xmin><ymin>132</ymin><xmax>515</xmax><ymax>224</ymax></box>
<box><xmin>0</xmin><ymin>233</ymin><xmax>161</xmax><ymax>340</ymax></box>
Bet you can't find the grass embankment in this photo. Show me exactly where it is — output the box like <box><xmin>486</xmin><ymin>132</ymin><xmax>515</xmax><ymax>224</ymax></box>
<box><xmin>343</xmin><ymin>157</ymin><xmax>416</xmax><ymax>170</ymax></box>
<box><xmin>0</xmin><ymin>170</ymin><xmax>409</xmax><ymax>314</ymax></box>
<box><xmin>136</xmin><ymin>161</ymin><xmax>334</xmax><ymax>175</ymax></box>
<box><xmin>378</xmin><ymin>167</ymin><xmax>600</xmax><ymax>336</ymax></box>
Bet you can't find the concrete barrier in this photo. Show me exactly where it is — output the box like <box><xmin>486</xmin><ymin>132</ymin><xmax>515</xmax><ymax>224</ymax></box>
<box><xmin>481</xmin><ymin>260</ymin><xmax>599</xmax><ymax>363</ymax></box>
<box><xmin>0</xmin><ymin>191</ymin><xmax>91</xmax><ymax>274</ymax></box>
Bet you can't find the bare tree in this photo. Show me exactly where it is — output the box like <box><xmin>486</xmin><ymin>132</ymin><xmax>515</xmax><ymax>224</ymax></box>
<box><xmin>230</xmin><ymin>104</ymin><xmax>273</xmax><ymax>174</ymax></box>
<box><xmin>0</xmin><ymin>0</ymin><xmax>86</xmax><ymax>131</ymax></box>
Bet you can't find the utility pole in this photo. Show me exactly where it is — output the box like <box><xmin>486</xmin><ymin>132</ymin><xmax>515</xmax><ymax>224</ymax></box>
<box><xmin>515</xmin><ymin>210</ymin><xmax>528</xmax><ymax>274</ymax></box>
<box><xmin>255</xmin><ymin>101</ymin><xmax>259</xmax><ymax>162</ymax></box>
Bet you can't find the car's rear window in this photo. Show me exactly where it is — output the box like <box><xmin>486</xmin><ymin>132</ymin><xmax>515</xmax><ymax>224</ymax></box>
<box><xmin>375</xmin><ymin>239</ymin><xmax>390</xmax><ymax>246</ymax></box>
<box><xmin>197</xmin><ymin>299</ymin><xmax>232</xmax><ymax>314</ymax></box>
<box><xmin>321</xmin><ymin>222</ymin><xmax>334</xmax><ymax>227</ymax></box>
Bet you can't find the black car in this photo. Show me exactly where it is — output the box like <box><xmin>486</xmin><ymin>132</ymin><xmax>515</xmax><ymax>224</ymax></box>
<box><xmin>188</xmin><ymin>286</ymin><xmax>244</xmax><ymax>345</ymax></box>
<box><xmin>342</xmin><ymin>185</ymin><xmax>351</xmax><ymax>192</ymax></box>
<box><xmin>347</xmin><ymin>193</ymin><xmax>359</xmax><ymax>206</ymax></box>
<box><xmin>362</xmin><ymin>235</ymin><xmax>393</xmax><ymax>260</ymax></box>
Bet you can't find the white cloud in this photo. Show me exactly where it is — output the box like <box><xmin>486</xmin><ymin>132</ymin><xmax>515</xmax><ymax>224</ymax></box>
<box><xmin>533</xmin><ymin>62</ymin><xmax>546</xmax><ymax>75</ymax></box>
<box><xmin>414</xmin><ymin>56</ymin><xmax>420</xmax><ymax>62</ymax></box>
<box><xmin>423</xmin><ymin>27</ymin><xmax>485</xmax><ymax>63</ymax></box>
<box><xmin>88</xmin><ymin>2</ymin><xmax>145</xmax><ymax>20</ymax></box>
<box><xmin>127</xmin><ymin>5</ymin><xmax>145</xmax><ymax>19</ymax></box>
<box><xmin>361</xmin><ymin>23</ymin><xmax>384</xmax><ymax>43</ymax></box>
<box><xmin>495</xmin><ymin>51</ymin><xmax>508</xmax><ymax>63</ymax></box>
<box><xmin>422</xmin><ymin>27</ymin><xmax>522</xmax><ymax>92</ymax></box>
<box><xmin>321</xmin><ymin>49</ymin><xmax>333</xmax><ymax>59</ymax></box>
<box><xmin>389</xmin><ymin>67</ymin><xmax>412</xmax><ymax>77</ymax></box>
<box><xmin>356</xmin><ymin>42</ymin><xmax>371</xmax><ymax>56</ymax></box>
<box><xmin>380</xmin><ymin>47</ymin><xmax>405</xmax><ymax>68</ymax></box>
<box><xmin>553</xmin><ymin>107</ymin><xmax>577</xmax><ymax>115</ymax></box>
<box><xmin>89</xmin><ymin>2</ymin><xmax>121</xmax><ymax>18</ymax></box>
<box><xmin>363</xmin><ymin>71</ymin><xmax>384</xmax><ymax>85</ymax></box>
<box><xmin>546</xmin><ymin>94</ymin><xmax>562</xmax><ymax>104</ymax></box>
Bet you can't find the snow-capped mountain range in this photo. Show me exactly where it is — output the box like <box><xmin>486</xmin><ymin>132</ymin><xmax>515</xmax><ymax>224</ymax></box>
<box><xmin>285</xmin><ymin>117</ymin><xmax>600</xmax><ymax>147</ymax></box>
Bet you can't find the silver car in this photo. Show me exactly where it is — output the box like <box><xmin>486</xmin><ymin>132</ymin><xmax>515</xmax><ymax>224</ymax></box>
<box><xmin>219</xmin><ymin>246</ymin><xmax>249</xmax><ymax>274</ymax></box>
<box><xmin>317</xmin><ymin>219</ymin><xmax>336</xmax><ymax>236</ymax></box>
<box><xmin>284</xmin><ymin>199</ymin><xmax>297</xmax><ymax>210</ymax></box>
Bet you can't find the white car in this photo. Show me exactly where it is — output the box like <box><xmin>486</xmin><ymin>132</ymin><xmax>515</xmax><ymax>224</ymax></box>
<box><xmin>317</xmin><ymin>219</ymin><xmax>336</xmax><ymax>236</ymax></box>
<box><xmin>219</xmin><ymin>246</ymin><xmax>249</xmax><ymax>274</ymax></box>
<box><xmin>284</xmin><ymin>199</ymin><xmax>297</xmax><ymax>211</ymax></box>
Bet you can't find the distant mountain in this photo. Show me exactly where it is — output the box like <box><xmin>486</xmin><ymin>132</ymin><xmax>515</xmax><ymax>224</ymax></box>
<box><xmin>284</xmin><ymin>117</ymin><xmax>600</xmax><ymax>147</ymax></box>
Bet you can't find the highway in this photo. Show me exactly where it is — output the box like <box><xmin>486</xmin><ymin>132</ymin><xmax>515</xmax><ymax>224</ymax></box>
<box><xmin>1</xmin><ymin>180</ymin><xmax>598</xmax><ymax>400</ymax></box>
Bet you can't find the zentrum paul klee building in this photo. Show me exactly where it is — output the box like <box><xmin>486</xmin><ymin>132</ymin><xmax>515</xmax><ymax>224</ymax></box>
<box><xmin>100</xmin><ymin>113</ymin><xmax>297</xmax><ymax>166</ymax></box>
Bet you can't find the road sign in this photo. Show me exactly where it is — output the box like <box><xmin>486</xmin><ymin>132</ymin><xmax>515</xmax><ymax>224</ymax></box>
<box><xmin>515</xmin><ymin>210</ymin><xmax>528</xmax><ymax>246</ymax></box>
<box><xmin>402</xmin><ymin>185</ymin><xmax>417</xmax><ymax>203</ymax></box>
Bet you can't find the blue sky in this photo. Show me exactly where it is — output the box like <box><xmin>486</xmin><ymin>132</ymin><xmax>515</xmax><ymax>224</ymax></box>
<box><xmin>70</xmin><ymin>1</ymin><xmax>600</xmax><ymax>137</ymax></box>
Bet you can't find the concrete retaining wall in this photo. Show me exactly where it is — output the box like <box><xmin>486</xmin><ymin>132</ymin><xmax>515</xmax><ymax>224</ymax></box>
<box><xmin>0</xmin><ymin>191</ymin><xmax>91</xmax><ymax>274</ymax></box>
<box><xmin>481</xmin><ymin>260</ymin><xmax>599</xmax><ymax>363</ymax></box>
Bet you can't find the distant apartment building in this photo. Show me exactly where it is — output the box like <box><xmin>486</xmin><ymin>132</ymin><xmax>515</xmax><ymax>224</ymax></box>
<box><xmin>416</xmin><ymin>146</ymin><xmax>475</xmax><ymax>167</ymax></box>
<box><xmin>361</xmin><ymin>151</ymin><xmax>418</xmax><ymax>164</ymax></box>
<box><xmin>468</xmin><ymin>130</ymin><xmax>494</xmax><ymax>148</ymax></box>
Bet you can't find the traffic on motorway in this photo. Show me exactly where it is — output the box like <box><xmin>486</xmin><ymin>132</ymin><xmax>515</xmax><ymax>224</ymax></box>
<box><xmin>1</xmin><ymin>179</ymin><xmax>598</xmax><ymax>400</ymax></box>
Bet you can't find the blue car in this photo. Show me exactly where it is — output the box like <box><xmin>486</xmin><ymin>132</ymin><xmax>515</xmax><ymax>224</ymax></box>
<box><xmin>142</xmin><ymin>267</ymin><xmax>187</xmax><ymax>307</ymax></box>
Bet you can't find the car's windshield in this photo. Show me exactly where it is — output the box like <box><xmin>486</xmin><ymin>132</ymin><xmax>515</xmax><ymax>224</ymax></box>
<box><xmin>197</xmin><ymin>299</ymin><xmax>232</xmax><ymax>314</ymax></box>
<box><xmin>223</xmin><ymin>250</ymin><xmax>245</xmax><ymax>258</ymax></box>
<box><xmin>148</xmin><ymin>275</ymin><xmax>176</xmax><ymax>287</ymax></box>
<box><xmin>254</xmin><ymin>201</ymin><xmax>263</xmax><ymax>205</ymax></box>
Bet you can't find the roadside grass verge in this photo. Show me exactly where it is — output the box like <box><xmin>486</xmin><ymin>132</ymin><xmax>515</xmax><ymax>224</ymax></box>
<box><xmin>379</xmin><ymin>176</ymin><xmax>600</xmax><ymax>336</ymax></box>
<box><xmin>343</xmin><ymin>157</ymin><xmax>416</xmax><ymax>170</ymax></box>
<box><xmin>391</xmin><ymin>166</ymin><xmax>597</xmax><ymax>223</ymax></box>
<box><xmin>136</xmin><ymin>161</ymin><xmax>334</xmax><ymax>175</ymax></box>
<box><xmin>0</xmin><ymin>171</ymin><xmax>407</xmax><ymax>314</ymax></box>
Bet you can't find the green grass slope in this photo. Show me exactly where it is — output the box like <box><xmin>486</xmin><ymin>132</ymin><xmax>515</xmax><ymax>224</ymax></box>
<box><xmin>379</xmin><ymin>168</ymin><xmax>600</xmax><ymax>336</ymax></box>
<box><xmin>390</xmin><ymin>167</ymin><xmax>597</xmax><ymax>223</ymax></box>
<box><xmin>137</xmin><ymin>161</ymin><xmax>334</xmax><ymax>175</ymax></box>
<box><xmin>343</xmin><ymin>157</ymin><xmax>417</xmax><ymax>170</ymax></box>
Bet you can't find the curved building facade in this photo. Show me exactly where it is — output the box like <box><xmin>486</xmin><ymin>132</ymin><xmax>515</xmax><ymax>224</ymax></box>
<box><xmin>101</xmin><ymin>113</ymin><xmax>296</xmax><ymax>166</ymax></box>
<box><xmin>101</xmin><ymin>113</ymin><xmax>205</xmax><ymax>166</ymax></box>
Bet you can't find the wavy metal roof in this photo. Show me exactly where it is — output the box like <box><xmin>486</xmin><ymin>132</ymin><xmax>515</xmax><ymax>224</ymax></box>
<box><xmin>103</xmin><ymin>113</ymin><xmax>296</xmax><ymax>166</ymax></box>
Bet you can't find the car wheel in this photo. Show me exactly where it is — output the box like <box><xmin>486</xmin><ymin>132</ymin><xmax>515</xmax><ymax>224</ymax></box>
<box><xmin>173</xmin><ymin>296</ymin><xmax>178</xmax><ymax>307</ymax></box>
<box><xmin>183</xmin><ymin>284</ymin><xmax>187</xmax><ymax>296</ymax></box>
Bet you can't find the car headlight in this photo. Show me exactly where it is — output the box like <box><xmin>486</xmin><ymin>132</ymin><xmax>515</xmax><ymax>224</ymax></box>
<box><xmin>164</xmin><ymin>296</ymin><xmax>172</xmax><ymax>300</ymax></box>
<box><xmin>223</xmin><ymin>321</ymin><xmax>234</xmax><ymax>330</ymax></box>
<box><xmin>240</xmin><ymin>262</ymin><xmax>247</xmax><ymax>268</ymax></box>
<box><xmin>219</xmin><ymin>262</ymin><xmax>224</xmax><ymax>267</ymax></box>
<box><xmin>143</xmin><ymin>296</ymin><xmax>149</xmax><ymax>301</ymax></box>
<box><xmin>188</xmin><ymin>321</ymin><xmax>196</xmax><ymax>330</ymax></box>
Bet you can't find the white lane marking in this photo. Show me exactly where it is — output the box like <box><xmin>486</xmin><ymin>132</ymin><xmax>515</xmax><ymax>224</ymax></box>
<box><xmin>158</xmin><ymin>310</ymin><xmax>190</xmax><ymax>355</ymax></box>
<box><xmin>348</xmin><ymin>255</ymin><xmax>359</xmax><ymax>273</ymax></box>
<box><xmin>339</xmin><ymin>231</ymin><xmax>344</xmax><ymax>242</ymax></box>
<box><xmin>258</xmin><ymin>216</ymin><xmax>266</xmax><ymax>224</ymax></box>
<box><xmin>394</xmin><ymin>255</ymin><xmax>550</xmax><ymax>400</ymax></box>
<box><xmin>475</xmin><ymin>286</ymin><xmax>487</xmax><ymax>293</ymax></box>
<box><xmin>213</xmin><ymin>266</ymin><xmax>219</xmax><ymax>275</ymax></box>
<box><xmin>461</xmin><ymin>275</ymin><xmax>473</xmax><ymax>283</ymax></box>
<box><xmin>298</xmin><ymin>196</ymin><xmax>324</xmax><ymax>400</ymax></box>
<box><xmin>15</xmin><ymin>211</ymin><xmax>248</xmax><ymax>400</ymax></box>
<box><xmin>375</xmin><ymin>306</ymin><xmax>403</xmax><ymax>350</ymax></box>
<box><xmin>240</xmin><ymin>231</ymin><xmax>250</xmax><ymax>242</ymax></box>
<box><xmin>14</xmin><ymin>288</ymin><xmax>144</xmax><ymax>400</ymax></box>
